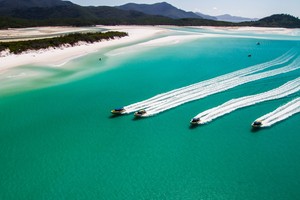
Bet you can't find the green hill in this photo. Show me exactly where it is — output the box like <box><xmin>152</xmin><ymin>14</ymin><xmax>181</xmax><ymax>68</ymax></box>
<box><xmin>0</xmin><ymin>0</ymin><xmax>299</xmax><ymax>29</ymax></box>
<box><xmin>249</xmin><ymin>14</ymin><xmax>300</xmax><ymax>28</ymax></box>
<box><xmin>117</xmin><ymin>2</ymin><xmax>202</xmax><ymax>19</ymax></box>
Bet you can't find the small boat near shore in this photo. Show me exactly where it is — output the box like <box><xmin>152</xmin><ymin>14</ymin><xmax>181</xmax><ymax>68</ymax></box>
<box><xmin>252</xmin><ymin>120</ymin><xmax>262</xmax><ymax>128</ymax></box>
<box><xmin>190</xmin><ymin>117</ymin><xmax>201</xmax><ymax>125</ymax></box>
<box><xmin>111</xmin><ymin>107</ymin><xmax>126</xmax><ymax>114</ymax></box>
<box><xmin>134</xmin><ymin>109</ymin><xmax>147</xmax><ymax>117</ymax></box>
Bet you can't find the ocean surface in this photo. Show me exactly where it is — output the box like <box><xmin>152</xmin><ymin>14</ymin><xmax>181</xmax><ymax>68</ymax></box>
<box><xmin>0</xmin><ymin>27</ymin><xmax>300</xmax><ymax>199</ymax></box>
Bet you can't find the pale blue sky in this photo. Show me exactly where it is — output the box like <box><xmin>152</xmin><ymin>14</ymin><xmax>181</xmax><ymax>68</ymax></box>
<box><xmin>69</xmin><ymin>0</ymin><xmax>299</xmax><ymax>18</ymax></box>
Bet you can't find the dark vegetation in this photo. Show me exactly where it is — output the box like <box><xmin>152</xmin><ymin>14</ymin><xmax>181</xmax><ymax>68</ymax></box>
<box><xmin>0</xmin><ymin>0</ymin><xmax>299</xmax><ymax>29</ymax></box>
<box><xmin>0</xmin><ymin>31</ymin><xmax>128</xmax><ymax>54</ymax></box>
<box><xmin>1</xmin><ymin>12</ymin><xmax>299</xmax><ymax>29</ymax></box>
<box><xmin>248</xmin><ymin>14</ymin><xmax>300</xmax><ymax>28</ymax></box>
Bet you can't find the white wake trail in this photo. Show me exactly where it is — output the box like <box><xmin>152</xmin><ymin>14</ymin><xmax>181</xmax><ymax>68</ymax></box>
<box><xmin>122</xmin><ymin>51</ymin><xmax>296</xmax><ymax>113</ymax></box>
<box><xmin>193</xmin><ymin>77</ymin><xmax>300</xmax><ymax>124</ymax></box>
<box><xmin>253</xmin><ymin>97</ymin><xmax>300</xmax><ymax>127</ymax></box>
<box><xmin>142</xmin><ymin>56</ymin><xmax>300</xmax><ymax>116</ymax></box>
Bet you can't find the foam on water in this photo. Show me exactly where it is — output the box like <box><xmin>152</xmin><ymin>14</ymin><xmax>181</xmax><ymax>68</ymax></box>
<box><xmin>254</xmin><ymin>97</ymin><xmax>300</xmax><ymax>127</ymax></box>
<box><xmin>124</xmin><ymin>54</ymin><xmax>300</xmax><ymax>116</ymax></box>
<box><xmin>193</xmin><ymin>77</ymin><xmax>300</xmax><ymax>124</ymax></box>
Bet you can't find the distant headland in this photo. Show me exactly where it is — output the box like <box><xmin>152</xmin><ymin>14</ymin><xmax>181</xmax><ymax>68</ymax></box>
<box><xmin>0</xmin><ymin>0</ymin><xmax>299</xmax><ymax>28</ymax></box>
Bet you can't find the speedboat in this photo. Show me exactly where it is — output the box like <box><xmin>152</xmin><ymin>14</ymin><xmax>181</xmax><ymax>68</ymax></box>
<box><xmin>111</xmin><ymin>107</ymin><xmax>126</xmax><ymax>114</ymax></box>
<box><xmin>134</xmin><ymin>109</ymin><xmax>147</xmax><ymax>117</ymax></box>
<box><xmin>252</xmin><ymin>120</ymin><xmax>262</xmax><ymax>128</ymax></box>
<box><xmin>190</xmin><ymin>117</ymin><xmax>200</xmax><ymax>125</ymax></box>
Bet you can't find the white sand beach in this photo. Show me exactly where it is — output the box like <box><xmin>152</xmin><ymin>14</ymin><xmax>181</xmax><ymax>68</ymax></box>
<box><xmin>0</xmin><ymin>26</ymin><xmax>166</xmax><ymax>71</ymax></box>
<box><xmin>0</xmin><ymin>26</ymin><xmax>92</xmax><ymax>42</ymax></box>
<box><xmin>0</xmin><ymin>26</ymin><xmax>298</xmax><ymax>72</ymax></box>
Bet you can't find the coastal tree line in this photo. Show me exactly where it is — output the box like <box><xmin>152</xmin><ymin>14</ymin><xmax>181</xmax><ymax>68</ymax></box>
<box><xmin>0</xmin><ymin>31</ymin><xmax>128</xmax><ymax>54</ymax></box>
<box><xmin>0</xmin><ymin>9</ymin><xmax>299</xmax><ymax>29</ymax></box>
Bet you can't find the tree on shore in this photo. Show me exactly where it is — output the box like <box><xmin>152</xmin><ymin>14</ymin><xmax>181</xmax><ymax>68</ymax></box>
<box><xmin>0</xmin><ymin>31</ymin><xmax>128</xmax><ymax>54</ymax></box>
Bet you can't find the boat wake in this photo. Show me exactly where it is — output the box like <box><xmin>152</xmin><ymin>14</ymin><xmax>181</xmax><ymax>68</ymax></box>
<box><xmin>192</xmin><ymin>77</ymin><xmax>300</xmax><ymax>124</ymax></box>
<box><xmin>143</xmin><ymin>56</ymin><xmax>300</xmax><ymax>116</ymax></box>
<box><xmin>121</xmin><ymin>50</ymin><xmax>297</xmax><ymax>116</ymax></box>
<box><xmin>252</xmin><ymin>97</ymin><xmax>300</xmax><ymax>127</ymax></box>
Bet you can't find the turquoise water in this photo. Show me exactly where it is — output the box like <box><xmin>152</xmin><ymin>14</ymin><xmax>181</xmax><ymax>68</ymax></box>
<box><xmin>0</xmin><ymin>28</ymin><xmax>300</xmax><ymax>199</ymax></box>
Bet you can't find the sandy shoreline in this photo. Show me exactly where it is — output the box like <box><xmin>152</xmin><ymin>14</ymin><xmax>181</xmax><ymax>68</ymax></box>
<box><xmin>0</xmin><ymin>26</ymin><xmax>167</xmax><ymax>71</ymax></box>
<box><xmin>0</xmin><ymin>26</ymin><xmax>298</xmax><ymax>71</ymax></box>
<box><xmin>0</xmin><ymin>26</ymin><xmax>94</xmax><ymax>42</ymax></box>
